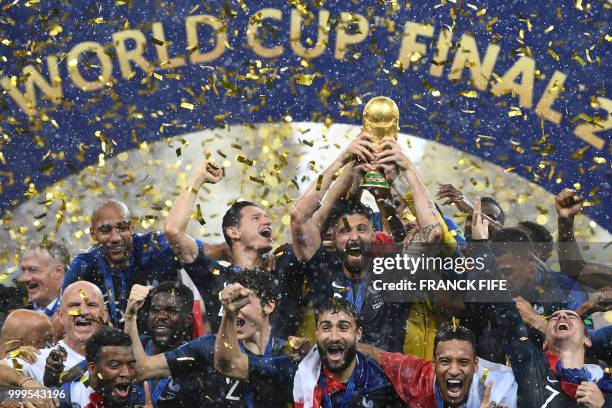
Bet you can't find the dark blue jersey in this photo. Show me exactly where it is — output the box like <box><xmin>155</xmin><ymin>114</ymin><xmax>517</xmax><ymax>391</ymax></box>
<box><xmin>63</xmin><ymin>231</ymin><xmax>181</xmax><ymax>326</ymax></box>
<box><xmin>471</xmin><ymin>242</ymin><xmax>612</xmax><ymax>407</ymax></box>
<box><xmin>300</xmin><ymin>247</ymin><xmax>409</xmax><ymax>352</ymax></box>
<box><xmin>183</xmin><ymin>241</ymin><xmax>306</xmax><ymax>337</ymax></box>
<box><xmin>164</xmin><ymin>334</ymin><xmax>288</xmax><ymax>407</ymax></box>
<box><xmin>141</xmin><ymin>337</ymin><xmax>201</xmax><ymax>408</ymax></box>
<box><xmin>248</xmin><ymin>351</ymin><xmax>405</xmax><ymax>407</ymax></box>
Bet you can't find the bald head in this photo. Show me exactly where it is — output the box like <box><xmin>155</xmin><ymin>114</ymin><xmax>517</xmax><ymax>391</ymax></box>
<box><xmin>1</xmin><ymin>309</ymin><xmax>54</xmax><ymax>351</ymax></box>
<box><xmin>61</xmin><ymin>281</ymin><xmax>108</xmax><ymax>351</ymax></box>
<box><xmin>91</xmin><ymin>199</ymin><xmax>130</xmax><ymax>227</ymax></box>
<box><xmin>62</xmin><ymin>281</ymin><xmax>105</xmax><ymax>308</ymax></box>
<box><xmin>90</xmin><ymin>199</ymin><xmax>133</xmax><ymax>269</ymax></box>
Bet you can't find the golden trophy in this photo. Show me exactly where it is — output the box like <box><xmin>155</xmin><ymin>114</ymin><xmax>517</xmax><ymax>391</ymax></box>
<box><xmin>359</xmin><ymin>96</ymin><xmax>400</xmax><ymax>189</ymax></box>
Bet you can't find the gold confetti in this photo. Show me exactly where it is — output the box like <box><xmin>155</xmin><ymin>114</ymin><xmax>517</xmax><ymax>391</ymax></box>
<box><xmin>78</xmin><ymin>289</ymin><xmax>89</xmax><ymax>303</ymax></box>
<box><xmin>480</xmin><ymin>368</ymin><xmax>489</xmax><ymax>384</ymax></box>
<box><xmin>223</xmin><ymin>342</ymin><xmax>233</xmax><ymax>349</ymax></box>
<box><xmin>68</xmin><ymin>310</ymin><xmax>81</xmax><ymax>316</ymax></box>
<box><xmin>152</xmin><ymin>38</ymin><xmax>165</xmax><ymax>46</ymax></box>
<box><xmin>315</xmin><ymin>175</ymin><xmax>323</xmax><ymax>191</ymax></box>
<box><xmin>508</xmin><ymin>107</ymin><xmax>522</xmax><ymax>117</ymax></box>
<box><xmin>342</xmin><ymin>216</ymin><xmax>350</xmax><ymax>230</ymax></box>
<box><xmin>180</xmin><ymin>102</ymin><xmax>194</xmax><ymax>110</ymax></box>
<box><xmin>459</xmin><ymin>90</ymin><xmax>478</xmax><ymax>98</ymax></box>
<box><xmin>250</xmin><ymin>176</ymin><xmax>265</xmax><ymax>185</ymax></box>
<box><xmin>49</xmin><ymin>24</ymin><xmax>63</xmax><ymax>37</ymax></box>
<box><xmin>195</xmin><ymin>204</ymin><xmax>205</xmax><ymax>225</ymax></box>
<box><xmin>237</xmin><ymin>156</ymin><xmax>254</xmax><ymax>166</ymax></box>
<box><xmin>547</xmin><ymin>49</ymin><xmax>560</xmax><ymax>62</ymax></box>
<box><xmin>212</xmin><ymin>269</ymin><xmax>220</xmax><ymax>276</ymax></box>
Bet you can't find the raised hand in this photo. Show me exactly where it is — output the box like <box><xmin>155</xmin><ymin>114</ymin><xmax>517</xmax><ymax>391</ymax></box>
<box><xmin>220</xmin><ymin>283</ymin><xmax>254</xmax><ymax>314</ymax></box>
<box><xmin>190</xmin><ymin>159</ymin><xmax>224</xmax><ymax>190</ymax></box>
<box><xmin>340</xmin><ymin>132</ymin><xmax>377</xmax><ymax>164</ymax></box>
<box><xmin>125</xmin><ymin>284</ymin><xmax>152</xmax><ymax>319</ymax></box>
<box><xmin>471</xmin><ymin>197</ymin><xmax>490</xmax><ymax>241</ymax></box>
<box><xmin>555</xmin><ymin>189</ymin><xmax>583</xmax><ymax>219</ymax></box>
<box><xmin>43</xmin><ymin>345</ymin><xmax>67</xmax><ymax>386</ymax></box>
<box><xmin>436</xmin><ymin>184</ymin><xmax>474</xmax><ymax>213</ymax></box>
<box><xmin>586</xmin><ymin>286</ymin><xmax>612</xmax><ymax>313</ymax></box>
<box><xmin>375</xmin><ymin>138</ymin><xmax>412</xmax><ymax>172</ymax></box>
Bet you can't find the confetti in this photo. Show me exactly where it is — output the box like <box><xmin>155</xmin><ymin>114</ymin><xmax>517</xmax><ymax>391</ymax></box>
<box><xmin>195</xmin><ymin>204</ymin><xmax>206</xmax><ymax>225</ymax></box>
<box><xmin>480</xmin><ymin>368</ymin><xmax>489</xmax><ymax>384</ymax></box>
<box><xmin>459</xmin><ymin>90</ymin><xmax>478</xmax><ymax>98</ymax></box>
<box><xmin>78</xmin><ymin>289</ymin><xmax>89</xmax><ymax>303</ymax></box>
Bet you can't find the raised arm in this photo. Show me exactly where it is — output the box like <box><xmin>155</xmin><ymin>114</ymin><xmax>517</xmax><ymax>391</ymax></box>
<box><xmin>164</xmin><ymin>159</ymin><xmax>223</xmax><ymax>263</ymax></box>
<box><xmin>124</xmin><ymin>284</ymin><xmax>171</xmax><ymax>381</ymax></box>
<box><xmin>436</xmin><ymin>184</ymin><xmax>503</xmax><ymax>231</ymax></box>
<box><xmin>290</xmin><ymin>133</ymin><xmax>376</xmax><ymax>261</ymax></box>
<box><xmin>376</xmin><ymin>139</ymin><xmax>442</xmax><ymax>243</ymax></box>
<box><xmin>556</xmin><ymin>189</ymin><xmax>585</xmax><ymax>279</ymax></box>
<box><xmin>213</xmin><ymin>284</ymin><xmax>253</xmax><ymax>380</ymax></box>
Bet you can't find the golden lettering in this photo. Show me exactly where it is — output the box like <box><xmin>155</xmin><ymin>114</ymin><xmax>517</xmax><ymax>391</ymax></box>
<box><xmin>289</xmin><ymin>9</ymin><xmax>330</xmax><ymax>59</ymax></box>
<box><xmin>491</xmin><ymin>56</ymin><xmax>535</xmax><ymax>109</ymax></box>
<box><xmin>449</xmin><ymin>34</ymin><xmax>500</xmax><ymax>91</ymax></box>
<box><xmin>247</xmin><ymin>8</ymin><xmax>284</xmax><ymax>58</ymax></box>
<box><xmin>152</xmin><ymin>22</ymin><xmax>186</xmax><ymax>70</ymax></box>
<box><xmin>0</xmin><ymin>56</ymin><xmax>62</xmax><ymax>117</ymax></box>
<box><xmin>112</xmin><ymin>30</ymin><xmax>153</xmax><ymax>80</ymax></box>
<box><xmin>67</xmin><ymin>42</ymin><xmax>113</xmax><ymax>91</ymax></box>
<box><xmin>186</xmin><ymin>15</ymin><xmax>227</xmax><ymax>64</ymax></box>
<box><xmin>395</xmin><ymin>22</ymin><xmax>434</xmax><ymax>70</ymax></box>
<box><xmin>573</xmin><ymin>97</ymin><xmax>611</xmax><ymax>150</ymax></box>
<box><xmin>334</xmin><ymin>12</ymin><xmax>369</xmax><ymax>61</ymax></box>
<box><xmin>534</xmin><ymin>70</ymin><xmax>566</xmax><ymax>125</ymax></box>
<box><xmin>429</xmin><ymin>28</ymin><xmax>452</xmax><ymax>77</ymax></box>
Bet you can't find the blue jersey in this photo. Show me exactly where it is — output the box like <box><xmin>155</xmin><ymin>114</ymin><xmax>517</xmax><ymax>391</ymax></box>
<box><xmin>141</xmin><ymin>336</ymin><xmax>201</xmax><ymax>408</ymax></box>
<box><xmin>165</xmin><ymin>334</ymin><xmax>288</xmax><ymax>407</ymax></box>
<box><xmin>248</xmin><ymin>351</ymin><xmax>405</xmax><ymax>407</ymax></box>
<box><xmin>183</xmin><ymin>241</ymin><xmax>306</xmax><ymax>337</ymax></box>
<box><xmin>63</xmin><ymin>231</ymin><xmax>181</xmax><ymax>326</ymax></box>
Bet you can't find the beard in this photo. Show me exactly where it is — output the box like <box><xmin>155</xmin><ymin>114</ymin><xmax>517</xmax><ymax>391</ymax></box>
<box><xmin>318</xmin><ymin>342</ymin><xmax>358</xmax><ymax>373</ymax></box>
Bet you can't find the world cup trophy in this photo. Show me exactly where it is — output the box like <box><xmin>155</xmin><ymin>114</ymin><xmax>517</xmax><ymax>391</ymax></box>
<box><xmin>359</xmin><ymin>96</ymin><xmax>400</xmax><ymax>189</ymax></box>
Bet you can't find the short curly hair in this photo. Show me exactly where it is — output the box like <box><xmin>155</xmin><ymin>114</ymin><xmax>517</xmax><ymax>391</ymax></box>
<box><xmin>229</xmin><ymin>269</ymin><xmax>279</xmax><ymax>311</ymax></box>
<box><xmin>85</xmin><ymin>326</ymin><xmax>131</xmax><ymax>364</ymax></box>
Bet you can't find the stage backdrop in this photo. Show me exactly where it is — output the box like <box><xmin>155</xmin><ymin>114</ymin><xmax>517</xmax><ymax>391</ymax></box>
<box><xmin>0</xmin><ymin>1</ymin><xmax>609</xmax><ymax>253</ymax></box>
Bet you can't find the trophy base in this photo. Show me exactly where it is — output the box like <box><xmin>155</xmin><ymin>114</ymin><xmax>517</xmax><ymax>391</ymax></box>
<box><xmin>359</xmin><ymin>171</ymin><xmax>391</xmax><ymax>189</ymax></box>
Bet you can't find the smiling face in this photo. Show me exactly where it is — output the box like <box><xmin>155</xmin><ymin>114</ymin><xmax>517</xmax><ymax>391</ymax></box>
<box><xmin>60</xmin><ymin>282</ymin><xmax>108</xmax><ymax>350</ymax></box>
<box><xmin>90</xmin><ymin>202</ymin><xmax>133</xmax><ymax>269</ymax></box>
<box><xmin>19</xmin><ymin>248</ymin><xmax>63</xmax><ymax>307</ymax></box>
<box><xmin>147</xmin><ymin>292</ymin><xmax>191</xmax><ymax>350</ymax></box>
<box><xmin>228</xmin><ymin>206</ymin><xmax>273</xmax><ymax>253</ymax></box>
<box><xmin>545</xmin><ymin>310</ymin><xmax>591</xmax><ymax>351</ymax></box>
<box><xmin>316</xmin><ymin>310</ymin><xmax>362</xmax><ymax>373</ymax></box>
<box><xmin>334</xmin><ymin>214</ymin><xmax>375</xmax><ymax>276</ymax></box>
<box><xmin>434</xmin><ymin>339</ymin><xmax>476</xmax><ymax>407</ymax></box>
<box><xmin>89</xmin><ymin>345</ymin><xmax>136</xmax><ymax>406</ymax></box>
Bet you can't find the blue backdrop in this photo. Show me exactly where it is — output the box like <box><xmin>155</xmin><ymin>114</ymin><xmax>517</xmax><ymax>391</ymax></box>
<box><xmin>0</xmin><ymin>1</ymin><xmax>609</xmax><ymax>229</ymax></box>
